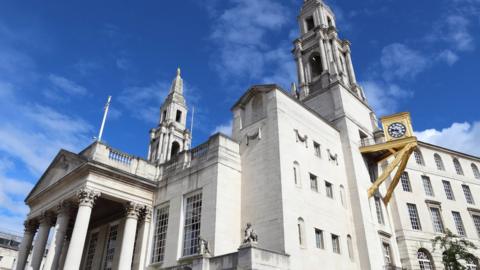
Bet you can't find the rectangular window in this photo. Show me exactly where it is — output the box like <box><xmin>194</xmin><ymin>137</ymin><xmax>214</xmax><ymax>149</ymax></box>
<box><xmin>305</xmin><ymin>16</ymin><xmax>315</xmax><ymax>31</ymax></box>
<box><xmin>422</xmin><ymin>176</ymin><xmax>434</xmax><ymax>197</ymax></box>
<box><xmin>325</xmin><ymin>181</ymin><xmax>333</xmax><ymax>198</ymax></box>
<box><xmin>331</xmin><ymin>234</ymin><xmax>340</xmax><ymax>254</ymax></box>
<box><xmin>442</xmin><ymin>180</ymin><xmax>455</xmax><ymax>200</ymax></box>
<box><xmin>84</xmin><ymin>232</ymin><xmax>99</xmax><ymax>270</ymax></box>
<box><xmin>472</xmin><ymin>215</ymin><xmax>480</xmax><ymax>237</ymax></box>
<box><xmin>315</xmin><ymin>229</ymin><xmax>324</xmax><ymax>249</ymax></box>
<box><xmin>103</xmin><ymin>224</ymin><xmax>119</xmax><ymax>270</ymax></box>
<box><xmin>152</xmin><ymin>204</ymin><xmax>170</xmax><ymax>263</ymax></box>
<box><xmin>182</xmin><ymin>192</ymin><xmax>203</xmax><ymax>256</ymax></box>
<box><xmin>462</xmin><ymin>185</ymin><xmax>475</xmax><ymax>205</ymax></box>
<box><xmin>401</xmin><ymin>172</ymin><xmax>412</xmax><ymax>192</ymax></box>
<box><xmin>407</xmin><ymin>203</ymin><xmax>422</xmax><ymax>230</ymax></box>
<box><xmin>175</xmin><ymin>110</ymin><xmax>182</xmax><ymax>122</ymax></box>
<box><xmin>430</xmin><ymin>207</ymin><xmax>445</xmax><ymax>233</ymax></box>
<box><xmin>452</xmin><ymin>211</ymin><xmax>466</xmax><ymax>236</ymax></box>
<box><xmin>382</xmin><ymin>243</ymin><xmax>392</xmax><ymax>265</ymax></box>
<box><xmin>313</xmin><ymin>142</ymin><xmax>321</xmax><ymax>158</ymax></box>
<box><xmin>375</xmin><ymin>197</ymin><xmax>385</xmax><ymax>225</ymax></box>
<box><xmin>310</xmin><ymin>174</ymin><xmax>318</xmax><ymax>192</ymax></box>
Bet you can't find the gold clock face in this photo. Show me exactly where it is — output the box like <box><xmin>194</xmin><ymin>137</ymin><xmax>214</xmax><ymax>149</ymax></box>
<box><xmin>388</xmin><ymin>122</ymin><xmax>407</xmax><ymax>138</ymax></box>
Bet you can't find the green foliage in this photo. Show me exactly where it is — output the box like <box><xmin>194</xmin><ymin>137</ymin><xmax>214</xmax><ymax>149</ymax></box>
<box><xmin>432</xmin><ymin>229</ymin><xmax>478</xmax><ymax>270</ymax></box>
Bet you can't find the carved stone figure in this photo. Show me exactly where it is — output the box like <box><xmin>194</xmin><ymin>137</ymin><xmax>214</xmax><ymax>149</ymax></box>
<box><xmin>198</xmin><ymin>236</ymin><xmax>211</xmax><ymax>255</ymax></box>
<box><xmin>243</xmin><ymin>223</ymin><xmax>258</xmax><ymax>244</ymax></box>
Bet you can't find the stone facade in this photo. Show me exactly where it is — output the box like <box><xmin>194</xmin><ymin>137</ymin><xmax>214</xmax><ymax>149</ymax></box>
<box><xmin>15</xmin><ymin>0</ymin><xmax>480</xmax><ymax>270</ymax></box>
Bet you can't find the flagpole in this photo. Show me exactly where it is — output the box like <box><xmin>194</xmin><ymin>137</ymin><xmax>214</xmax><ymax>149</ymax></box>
<box><xmin>98</xmin><ymin>96</ymin><xmax>111</xmax><ymax>142</ymax></box>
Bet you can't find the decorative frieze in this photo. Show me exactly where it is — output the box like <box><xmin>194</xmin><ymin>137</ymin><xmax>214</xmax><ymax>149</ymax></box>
<box><xmin>294</xmin><ymin>129</ymin><xmax>309</xmax><ymax>148</ymax></box>
<box><xmin>327</xmin><ymin>149</ymin><xmax>339</xmax><ymax>166</ymax></box>
<box><xmin>76</xmin><ymin>187</ymin><xmax>100</xmax><ymax>208</ymax></box>
<box><xmin>246</xmin><ymin>127</ymin><xmax>262</xmax><ymax>146</ymax></box>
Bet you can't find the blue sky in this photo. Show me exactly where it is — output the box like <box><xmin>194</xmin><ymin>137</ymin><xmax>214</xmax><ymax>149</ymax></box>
<box><xmin>0</xmin><ymin>0</ymin><xmax>479</xmax><ymax>234</ymax></box>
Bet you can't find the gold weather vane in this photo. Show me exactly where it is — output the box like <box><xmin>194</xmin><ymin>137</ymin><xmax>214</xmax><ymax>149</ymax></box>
<box><xmin>360</xmin><ymin>112</ymin><xmax>418</xmax><ymax>204</ymax></box>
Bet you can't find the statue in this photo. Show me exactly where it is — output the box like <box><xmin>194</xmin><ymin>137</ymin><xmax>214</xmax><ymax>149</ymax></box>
<box><xmin>243</xmin><ymin>222</ymin><xmax>258</xmax><ymax>244</ymax></box>
<box><xmin>198</xmin><ymin>236</ymin><xmax>211</xmax><ymax>256</ymax></box>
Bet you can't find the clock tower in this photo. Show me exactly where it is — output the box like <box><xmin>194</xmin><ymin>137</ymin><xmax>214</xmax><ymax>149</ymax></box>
<box><xmin>293</xmin><ymin>1</ymin><xmax>401</xmax><ymax>269</ymax></box>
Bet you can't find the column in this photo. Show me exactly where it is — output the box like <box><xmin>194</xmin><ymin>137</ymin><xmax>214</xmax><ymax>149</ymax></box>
<box><xmin>43</xmin><ymin>202</ymin><xmax>71</xmax><ymax>270</ymax></box>
<box><xmin>345</xmin><ymin>45</ymin><xmax>357</xmax><ymax>85</ymax></box>
<box><xmin>29</xmin><ymin>212</ymin><xmax>53</xmax><ymax>270</ymax></box>
<box><xmin>132</xmin><ymin>207</ymin><xmax>152</xmax><ymax>270</ymax></box>
<box><xmin>16</xmin><ymin>220</ymin><xmax>38</xmax><ymax>270</ymax></box>
<box><xmin>165</xmin><ymin>132</ymin><xmax>172</xmax><ymax>161</ymax></box>
<box><xmin>63</xmin><ymin>187</ymin><xmax>100</xmax><ymax>270</ymax></box>
<box><xmin>118</xmin><ymin>202</ymin><xmax>142</xmax><ymax>270</ymax></box>
<box><xmin>318</xmin><ymin>37</ymin><xmax>328</xmax><ymax>72</ymax></box>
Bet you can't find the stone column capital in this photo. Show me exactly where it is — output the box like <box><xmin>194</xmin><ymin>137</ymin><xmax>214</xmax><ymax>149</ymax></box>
<box><xmin>39</xmin><ymin>211</ymin><xmax>55</xmax><ymax>226</ymax></box>
<box><xmin>140</xmin><ymin>206</ymin><xmax>153</xmax><ymax>223</ymax></box>
<box><xmin>125</xmin><ymin>202</ymin><xmax>142</xmax><ymax>220</ymax></box>
<box><xmin>56</xmin><ymin>200</ymin><xmax>73</xmax><ymax>216</ymax></box>
<box><xmin>24</xmin><ymin>219</ymin><xmax>38</xmax><ymax>233</ymax></box>
<box><xmin>76</xmin><ymin>187</ymin><xmax>100</xmax><ymax>208</ymax></box>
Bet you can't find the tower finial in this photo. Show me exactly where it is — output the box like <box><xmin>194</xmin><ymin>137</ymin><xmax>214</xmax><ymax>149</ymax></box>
<box><xmin>177</xmin><ymin>67</ymin><xmax>181</xmax><ymax>77</ymax></box>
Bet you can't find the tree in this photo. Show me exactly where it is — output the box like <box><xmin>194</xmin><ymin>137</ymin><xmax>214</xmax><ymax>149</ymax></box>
<box><xmin>432</xmin><ymin>229</ymin><xmax>479</xmax><ymax>270</ymax></box>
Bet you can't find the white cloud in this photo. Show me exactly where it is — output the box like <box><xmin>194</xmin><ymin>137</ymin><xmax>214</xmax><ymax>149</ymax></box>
<box><xmin>380</xmin><ymin>43</ymin><xmax>428</xmax><ymax>81</ymax></box>
<box><xmin>415</xmin><ymin>121</ymin><xmax>480</xmax><ymax>157</ymax></box>
<box><xmin>361</xmin><ymin>80</ymin><xmax>413</xmax><ymax>116</ymax></box>
<box><xmin>437</xmin><ymin>50</ymin><xmax>459</xmax><ymax>66</ymax></box>
<box><xmin>212</xmin><ymin>121</ymin><xmax>232</xmax><ymax>136</ymax></box>
<box><xmin>209</xmin><ymin>0</ymin><xmax>295</xmax><ymax>89</ymax></box>
<box><xmin>48</xmin><ymin>74</ymin><xmax>88</xmax><ymax>96</ymax></box>
<box><xmin>445</xmin><ymin>15</ymin><xmax>475</xmax><ymax>52</ymax></box>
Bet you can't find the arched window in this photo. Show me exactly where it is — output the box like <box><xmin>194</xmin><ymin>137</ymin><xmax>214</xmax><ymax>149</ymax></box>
<box><xmin>251</xmin><ymin>95</ymin><xmax>264</xmax><ymax>123</ymax></box>
<box><xmin>434</xmin><ymin>154</ymin><xmax>445</xmax><ymax>171</ymax></box>
<box><xmin>171</xmin><ymin>141</ymin><xmax>181</xmax><ymax>158</ymax></box>
<box><xmin>293</xmin><ymin>161</ymin><xmax>301</xmax><ymax>187</ymax></box>
<box><xmin>347</xmin><ymin>235</ymin><xmax>354</xmax><ymax>260</ymax></box>
<box><xmin>339</xmin><ymin>185</ymin><xmax>346</xmax><ymax>208</ymax></box>
<box><xmin>472</xmin><ymin>164</ymin><xmax>480</xmax><ymax>179</ymax></box>
<box><xmin>453</xmin><ymin>157</ymin><xmax>464</xmax><ymax>175</ymax></box>
<box><xmin>297</xmin><ymin>218</ymin><xmax>306</xmax><ymax>247</ymax></box>
<box><xmin>309</xmin><ymin>53</ymin><xmax>323</xmax><ymax>78</ymax></box>
<box><xmin>417</xmin><ymin>249</ymin><xmax>434</xmax><ymax>270</ymax></box>
<box><xmin>414</xmin><ymin>150</ymin><xmax>425</xmax><ymax>166</ymax></box>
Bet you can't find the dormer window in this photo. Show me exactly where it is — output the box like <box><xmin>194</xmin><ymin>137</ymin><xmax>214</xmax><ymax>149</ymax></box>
<box><xmin>305</xmin><ymin>16</ymin><xmax>315</xmax><ymax>32</ymax></box>
<box><xmin>175</xmin><ymin>110</ymin><xmax>182</xmax><ymax>123</ymax></box>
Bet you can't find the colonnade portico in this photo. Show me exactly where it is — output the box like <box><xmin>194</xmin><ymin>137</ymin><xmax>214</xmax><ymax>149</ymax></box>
<box><xmin>16</xmin><ymin>185</ymin><xmax>153</xmax><ymax>270</ymax></box>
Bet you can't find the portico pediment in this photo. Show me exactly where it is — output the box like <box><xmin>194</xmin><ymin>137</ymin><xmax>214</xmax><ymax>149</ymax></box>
<box><xmin>26</xmin><ymin>150</ymin><xmax>86</xmax><ymax>202</ymax></box>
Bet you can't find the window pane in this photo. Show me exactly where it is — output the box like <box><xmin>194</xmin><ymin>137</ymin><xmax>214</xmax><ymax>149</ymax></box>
<box><xmin>401</xmin><ymin>172</ymin><xmax>412</xmax><ymax>192</ymax></box>
<box><xmin>452</xmin><ymin>211</ymin><xmax>466</xmax><ymax>236</ymax></box>
<box><xmin>407</xmin><ymin>203</ymin><xmax>422</xmax><ymax>230</ymax></box>
<box><xmin>103</xmin><ymin>224</ymin><xmax>119</xmax><ymax>270</ymax></box>
<box><xmin>331</xmin><ymin>234</ymin><xmax>340</xmax><ymax>254</ymax></box>
<box><xmin>472</xmin><ymin>215</ymin><xmax>480</xmax><ymax>237</ymax></box>
<box><xmin>463</xmin><ymin>185</ymin><xmax>475</xmax><ymax>205</ymax></box>
<box><xmin>325</xmin><ymin>181</ymin><xmax>333</xmax><ymax>198</ymax></box>
<box><xmin>152</xmin><ymin>205</ymin><xmax>170</xmax><ymax>263</ymax></box>
<box><xmin>315</xmin><ymin>229</ymin><xmax>324</xmax><ymax>249</ymax></box>
<box><xmin>422</xmin><ymin>176</ymin><xmax>434</xmax><ymax>197</ymax></box>
<box><xmin>430</xmin><ymin>207</ymin><xmax>444</xmax><ymax>233</ymax></box>
<box><xmin>310</xmin><ymin>174</ymin><xmax>318</xmax><ymax>192</ymax></box>
<box><xmin>85</xmin><ymin>232</ymin><xmax>99</xmax><ymax>270</ymax></box>
<box><xmin>375</xmin><ymin>197</ymin><xmax>385</xmax><ymax>225</ymax></box>
<box><xmin>183</xmin><ymin>192</ymin><xmax>202</xmax><ymax>256</ymax></box>
<box><xmin>442</xmin><ymin>180</ymin><xmax>455</xmax><ymax>200</ymax></box>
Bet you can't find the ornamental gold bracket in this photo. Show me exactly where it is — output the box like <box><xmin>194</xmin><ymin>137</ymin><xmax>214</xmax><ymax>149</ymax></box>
<box><xmin>361</xmin><ymin>137</ymin><xmax>418</xmax><ymax>205</ymax></box>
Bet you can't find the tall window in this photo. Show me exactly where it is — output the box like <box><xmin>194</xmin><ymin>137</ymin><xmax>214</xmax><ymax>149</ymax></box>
<box><xmin>401</xmin><ymin>172</ymin><xmax>412</xmax><ymax>192</ymax></box>
<box><xmin>297</xmin><ymin>218</ymin><xmax>306</xmax><ymax>247</ymax></box>
<box><xmin>325</xmin><ymin>181</ymin><xmax>333</xmax><ymax>198</ymax></box>
<box><xmin>442</xmin><ymin>180</ymin><xmax>455</xmax><ymax>200</ymax></box>
<box><xmin>472</xmin><ymin>164</ymin><xmax>480</xmax><ymax>179</ymax></box>
<box><xmin>103</xmin><ymin>224</ymin><xmax>119</xmax><ymax>270</ymax></box>
<box><xmin>417</xmin><ymin>249</ymin><xmax>434</xmax><ymax>270</ymax></box>
<box><xmin>310</xmin><ymin>173</ymin><xmax>318</xmax><ymax>192</ymax></box>
<box><xmin>331</xmin><ymin>234</ymin><xmax>340</xmax><ymax>254</ymax></box>
<box><xmin>382</xmin><ymin>242</ymin><xmax>392</xmax><ymax>265</ymax></box>
<box><xmin>293</xmin><ymin>161</ymin><xmax>301</xmax><ymax>187</ymax></box>
<box><xmin>84</xmin><ymin>232</ymin><xmax>99</xmax><ymax>270</ymax></box>
<box><xmin>463</xmin><ymin>185</ymin><xmax>475</xmax><ymax>205</ymax></box>
<box><xmin>375</xmin><ymin>196</ymin><xmax>385</xmax><ymax>225</ymax></box>
<box><xmin>422</xmin><ymin>176</ymin><xmax>434</xmax><ymax>197</ymax></box>
<box><xmin>453</xmin><ymin>158</ymin><xmax>464</xmax><ymax>175</ymax></box>
<box><xmin>339</xmin><ymin>185</ymin><xmax>346</xmax><ymax>208</ymax></box>
<box><xmin>315</xmin><ymin>229</ymin><xmax>324</xmax><ymax>249</ymax></box>
<box><xmin>313</xmin><ymin>141</ymin><xmax>321</xmax><ymax>158</ymax></box>
<box><xmin>472</xmin><ymin>215</ymin><xmax>480</xmax><ymax>237</ymax></box>
<box><xmin>430</xmin><ymin>207</ymin><xmax>445</xmax><ymax>233</ymax></box>
<box><xmin>414</xmin><ymin>150</ymin><xmax>425</xmax><ymax>166</ymax></box>
<box><xmin>347</xmin><ymin>235</ymin><xmax>354</xmax><ymax>260</ymax></box>
<box><xmin>175</xmin><ymin>110</ymin><xmax>182</xmax><ymax>122</ymax></box>
<box><xmin>452</xmin><ymin>211</ymin><xmax>466</xmax><ymax>236</ymax></box>
<box><xmin>434</xmin><ymin>154</ymin><xmax>445</xmax><ymax>171</ymax></box>
<box><xmin>152</xmin><ymin>204</ymin><xmax>170</xmax><ymax>263</ymax></box>
<box><xmin>183</xmin><ymin>192</ymin><xmax>203</xmax><ymax>256</ymax></box>
<box><xmin>407</xmin><ymin>203</ymin><xmax>422</xmax><ymax>230</ymax></box>
<box><xmin>309</xmin><ymin>53</ymin><xmax>323</xmax><ymax>78</ymax></box>
<box><xmin>305</xmin><ymin>16</ymin><xmax>315</xmax><ymax>31</ymax></box>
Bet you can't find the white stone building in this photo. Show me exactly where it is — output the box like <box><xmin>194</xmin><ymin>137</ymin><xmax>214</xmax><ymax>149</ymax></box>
<box><xmin>15</xmin><ymin>0</ymin><xmax>480</xmax><ymax>270</ymax></box>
